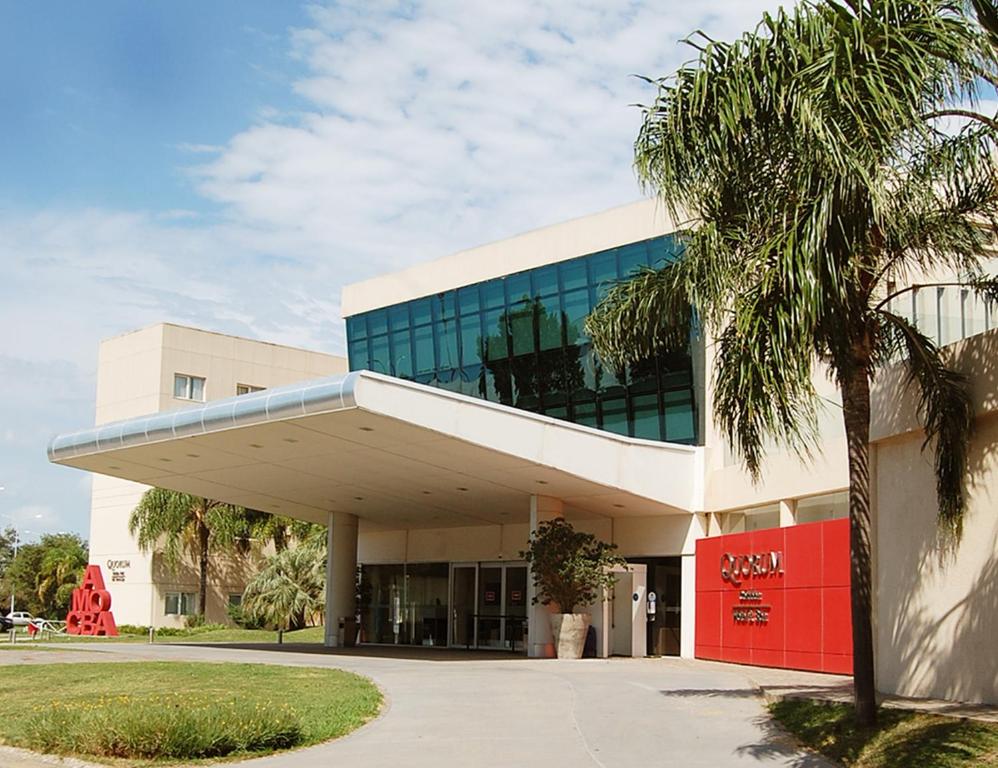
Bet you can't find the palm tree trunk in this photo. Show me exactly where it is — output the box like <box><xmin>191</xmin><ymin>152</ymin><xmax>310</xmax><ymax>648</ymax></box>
<box><xmin>197</xmin><ymin>502</ymin><xmax>209</xmax><ymax>620</ymax></box>
<box><xmin>840</xmin><ymin>368</ymin><xmax>878</xmax><ymax>727</ymax></box>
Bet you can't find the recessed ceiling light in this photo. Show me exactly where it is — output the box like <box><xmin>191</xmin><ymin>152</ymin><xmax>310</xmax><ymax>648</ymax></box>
<box><xmin>500</xmin><ymin>512</ymin><xmax>509</xmax><ymax>517</ymax></box>
<box><xmin>282</xmin><ymin>438</ymin><xmax>299</xmax><ymax>444</ymax></box>
<box><xmin>422</xmin><ymin>490</ymin><xmax>432</xmax><ymax>495</ymax></box>
<box><xmin>536</xmin><ymin>480</ymin><xmax>549</xmax><ymax>485</ymax></box>
<box><xmin>249</xmin><ymin>443</ymin><xmax>264</xmax><ymax>449</ymax></box>
<box><xmin>354</xmin><ymin>496</ymin><xmax>364</xmax><ymax>501</ymax></box>
<box><xmin>158</xmin><ymin>458</ymin><xmax>172</xmax><ymax>463</ymax></box>
<box><xmin>108</xmin><ymin>465</ymin><xmax>121</xmax><ymax>470</ymax></box>
<box><xmin>613</xmin><ymin>503</ymin><xmax>625</xmax><ymax>509</ymax></box>
<box><xmin>273</xmin><ymin>503</ymin><xmax>282</xmax><ymax>509</ymax></box>
<box><xmin>359</xmin><ymin>427</ymin><xmax>375</xmax><ymax>432</ymax></box>
<box><xmin>456</xmin><ymin>486</ymin><xmax>469</xmax><ymax>492</ymax></box>
<box><xmin>185</xmin><ymin>453</ymin><xmax>200</xmax><ymax>459</ymax></box>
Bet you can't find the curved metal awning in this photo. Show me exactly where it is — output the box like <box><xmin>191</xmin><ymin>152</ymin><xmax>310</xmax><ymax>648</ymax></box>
<box><xmin>49</xmin><ymin>371</ymin><xmax>703</xmax><ymax>529</ymax></box>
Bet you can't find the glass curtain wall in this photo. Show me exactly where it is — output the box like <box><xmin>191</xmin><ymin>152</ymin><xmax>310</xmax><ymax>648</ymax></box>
<box><xmin>346</xmin><ymin>235</ymin><xmax>699</xmax><ymax>444</ymax></box>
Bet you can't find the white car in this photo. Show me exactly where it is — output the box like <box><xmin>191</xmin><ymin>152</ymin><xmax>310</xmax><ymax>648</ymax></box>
<box><xmin>5</xmin><ymin>611</ymin><xmax>34</xmax><ymax>627</ymax></box>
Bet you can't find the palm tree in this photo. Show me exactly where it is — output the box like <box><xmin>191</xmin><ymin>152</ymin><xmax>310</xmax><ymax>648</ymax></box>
<box><xmin>35</xmin><ymin>533</ymin><xmax>88</xmax><ymax>616</ymax></box>
<box><xmin>129</xmin><ymin>489</ymin><xmax>251</xmax><ymax>620</ymax></box>
<box><xmin>241</xmin><ymin>542</ymin><xmax>325</xmax><ymax>631</ymax></box>
<box><xmin>244</xmin><ymin>511</ymin><xmax>324</xmax><ymax>553</ymax></box>
<box><xmin>587</xmin><ymin>0</ymin><xmax>998</xmax><ymax>726</ymax></box>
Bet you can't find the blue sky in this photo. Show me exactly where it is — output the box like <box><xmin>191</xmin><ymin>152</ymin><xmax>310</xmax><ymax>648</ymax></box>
<box><xmin>0</xmin><ymin>1</ymin><xmax>789</xmax><ymax>542</ymax></box>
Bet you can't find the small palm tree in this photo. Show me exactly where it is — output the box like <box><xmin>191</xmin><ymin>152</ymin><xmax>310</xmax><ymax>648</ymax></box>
<box><xmin>587</xmin><ymin>0</ymin><xmax>998</xmax><ymax>725</ymax></box>
<box><xmin>35</xmin><ymin>533</ymin><xmax>88</xmax><ymax>616</ymax></box>
<box><xmin>241</xmin><ymin>543</ymin><xmax>325</xmax><ymax>631</ymax></box>
<box><xmin>129</xmin><ymin>489</ymin><xmax>251</xmax><ymax>620</ymax></box>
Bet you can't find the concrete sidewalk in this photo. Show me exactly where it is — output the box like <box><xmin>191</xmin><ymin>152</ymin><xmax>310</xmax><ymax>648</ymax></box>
<box><xmin>0</xmin><ymin>643</ymin><xmax>833</xmax><ymax>768</ymax></box>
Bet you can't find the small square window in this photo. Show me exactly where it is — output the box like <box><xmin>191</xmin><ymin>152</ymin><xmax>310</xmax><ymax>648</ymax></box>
<box><xmin>236</xmin><ymin>384</ymin><xmax>264</xmax><ymax>396</ymax></box>
<box><xmin>164</xmin><ymin>592</ymin><xmax>196</xmax><ymax>615</ymax></box>
<box><xmin>228</xmin><ymin>593</ymin><xmax>243</xmax><ymax>607</ymax></box>
<box><xmin>173</xmin><ymin>374</ymin><xmax>206</xmax><ymax>402</ymax></box>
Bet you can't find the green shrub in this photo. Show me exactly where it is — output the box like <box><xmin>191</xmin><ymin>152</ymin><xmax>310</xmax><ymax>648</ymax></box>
<box><xmin>184</xmin><ymin>613</ymin><xmax>206</xmax><ymax>629</ymax></box>
<box><xmin>115</xmin><ymin>624</ymin><xmax>150</xmax><ymax>636</ymax></box>
<box><xmin>23</xmin><ymin>694</ymin><xmax>302</xmax><ymax>759</ymax></box>
<box><xmin>228</xmin><ymin>602</ymin><xmax>265</xmax><ymax>630</ymax></box>
<box><xmin>155</xmin><ymin>622</ymin><xmax>227</xmax><ymax>637</ymax></box>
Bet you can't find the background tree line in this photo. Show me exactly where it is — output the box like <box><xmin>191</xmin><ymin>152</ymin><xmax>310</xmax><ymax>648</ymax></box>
<box><xmin>0</xmin><ymin>528</ymin><xmax>88</xmax><ymax>618</ymax></box>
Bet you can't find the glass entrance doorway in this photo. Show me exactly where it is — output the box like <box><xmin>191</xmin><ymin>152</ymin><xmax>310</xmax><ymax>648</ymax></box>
<box><xmin>450</xmin><ymin>562</ymin><xmax>528</xmax><ymax>652</ymax></box>
<box><xmin>628</xmin><ymin>556</ymin><xmax>682</xmax><ymax>656</ymax></box>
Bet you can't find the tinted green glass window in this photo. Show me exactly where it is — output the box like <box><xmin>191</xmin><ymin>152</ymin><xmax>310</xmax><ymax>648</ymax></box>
<box><xmin>459</xmin><ymin>314</ymin><xmax>483</xmax><ymax>367</ymax></box>
<box><xmin>506</xmin><ymin>273</ymin><xmax>530</xmax><ymax>304</ymax></box>
<box><xmin>388</xmin><ymin>305</ymin><xmax>409</xmax><ymax>332</ymax></box>
<box><xmin>618</xmin><ymin>243</ymin><xmax>648</xmax><ymax>278</ymax></box>
<box><xmin>632</xmin><ymin>393</ymin><xmax>661</xmax><ymax>440</ymax></box>
<box><xmin>532</xmin><ymin>265</ymin><xmax>558</xmax><ymax>297</ymax></box>
<box><xmin>370</xmin><ymin>335</ymin><xmax>390</xmax><ymax>375</ymax></box>
<box><xmin>411</xmin><ymin>298</ymin><xmax>432</xmax><ymax>327</ymax></box>
<box><xmin>537</xmin><ymin>294</ymin><xmax>562</xmax><ymax>351</ymax></box>
<box><xmin>348</xmin><ymin>339</ymin><xmax>367</xmax><ymax>370</ymax></box>
<box><xmin>346</xmin><ymin>316</ymin><xmax>366</xmax><ymax>342</ymax></box>
<box><xmin>342</xmin><ymin>234</ymin><xmax>698</xmax><ymax>444</ymax></box>
<box><xmin>458</xmin><ymin>285</ymin><xmax>480</xmax><ymax>316</ymax></box>
<box><xmin>509</xmin><ymin>301</ymin><xmax>535</xmax><ymax>357</ymax></box>
<box><xmin>601</xmin><ymin>396</ymin><xmax>628</xmax><ymax>436</ymax></box>
<box><xmin>434</xmin><ymin>292</ymin><xmax>456</xmax><ymax>321</ymax></box>
<box><xmin>589</xmin><ymin>251</ymin><xmax>617</xmax><ymax>301</ymax></box>
<box><xmin>664</xmin><ymin>389</ymin><xmax>695</xmax><ymax>442</ymax></box>
<box><xmin>482</xmin><ymin>279</ymin><xmax>505</xmax><ymax>310</ymax></box>
<box><xmin>559</xmin><ymin>259</ymin><xmax>587</xmax><ymax>292</ymax></box>
<box><xmin>436</xmin><ymin>321</ymin><xmax>459</xmax><ymax>370</ymax></box>
<box><xmin>388</xmin><ymin>331</ymin><xmax>411</xmax><ymax>377</ymax></box>
<box><xmin>367</xmin><ymin>309</ymin><xmax>388</xmax><ymax>337</ymax></box>
<box><xmin>484</xmin><ymin>308</ymin><xmax>508</xmax><ymax>361</ymax></box>
<box><xmin>413</xmin><ymin>324</ymin><xmax>435</xmax><ymax>374</ymax></box>
<box><xmin>562</xmin><ymin>289</ymin><xmax>589</xmax><ymax>346</ymax></box>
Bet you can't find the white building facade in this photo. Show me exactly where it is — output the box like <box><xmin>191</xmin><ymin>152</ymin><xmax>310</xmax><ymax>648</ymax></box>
<box><xmin>52</xmin><ymin>201</ymin><xmax>997</xmax><ymax>703</ymax></box>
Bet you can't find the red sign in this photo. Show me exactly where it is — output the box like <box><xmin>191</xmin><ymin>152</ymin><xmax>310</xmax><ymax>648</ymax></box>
<box><xmin>695</xmin><ymin>519</ymin><xmax>851</xmax><ymax>674</ymax></box>
<box><xmin>65</xmin><ymin>565</ymin><xmax>119</xmax><ymax>636</ymax></box>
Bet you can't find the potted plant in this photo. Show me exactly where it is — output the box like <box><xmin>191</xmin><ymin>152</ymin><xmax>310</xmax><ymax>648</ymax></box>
<box><xmin>520</xmin><ymin>517</ymin><xmax>625</xmax><ymax>659</ymax></box>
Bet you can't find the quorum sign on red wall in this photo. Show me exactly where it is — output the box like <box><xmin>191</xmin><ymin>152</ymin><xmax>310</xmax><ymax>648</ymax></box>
<box><xmin>695</xmin><ymin>518</ymin><xmax>852</xmax><ymax>674</ymax></box>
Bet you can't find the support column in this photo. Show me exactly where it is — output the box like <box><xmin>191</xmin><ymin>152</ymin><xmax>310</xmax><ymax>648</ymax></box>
<box><xmin>527</xmin><ymin>495</ymin><xmax>562</xmax><ymax>658</ymax></box>
<box><xmin>779</xmin><ymin>499</ymin><xmax>798</xmax><ymax>528</ymax></box>
<box><xmin>324</xmin><ymin>511</ymin><xmax>359</xmax><ymax>648</ymax></box>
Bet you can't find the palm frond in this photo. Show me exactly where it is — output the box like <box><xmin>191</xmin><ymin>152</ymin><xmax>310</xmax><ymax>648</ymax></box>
<box><xmin>878</xmin><ymin>310</ymin><xmax>974</xmax><ymax>532</ymax></box>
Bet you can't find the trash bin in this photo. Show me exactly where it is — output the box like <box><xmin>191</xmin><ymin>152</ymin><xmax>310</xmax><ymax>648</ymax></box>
<box><xmin>337</xmin><ymin>617</ymin><xmax>357</xmax><ymax>648</ymax></box>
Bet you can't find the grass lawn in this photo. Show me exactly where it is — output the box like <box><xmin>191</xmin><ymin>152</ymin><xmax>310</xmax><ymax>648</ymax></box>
<box><xmin>37</xmin><ymin>625</ymin><xmax>326</xmax><ymax>645</ymax></box>
<box><xmin>0</xmin><ymin>661</ymin><xmax>381</xmax><ymax>764</ymax></box>
<box><xmin>771</xmin><ymin>699</ymin><xmax>998</xmax><ymax>767</ymax></box>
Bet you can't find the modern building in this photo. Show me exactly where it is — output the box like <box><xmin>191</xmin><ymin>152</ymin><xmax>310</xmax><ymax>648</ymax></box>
<box><xmin>50</xmin><ymin>200</ymin><xmax>997</xmax><ymax>704</ymax></box>
<box><xmin>85</xmin><ymin>323</ymin><xmax>345</xmax><ymax>627</ymax></box>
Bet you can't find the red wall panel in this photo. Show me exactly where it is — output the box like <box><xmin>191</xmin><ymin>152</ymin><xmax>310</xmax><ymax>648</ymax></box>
<box><xmin>694</xmin><ymin>518</ymin><xmax>852</xmax><ymax>674</ymax></box>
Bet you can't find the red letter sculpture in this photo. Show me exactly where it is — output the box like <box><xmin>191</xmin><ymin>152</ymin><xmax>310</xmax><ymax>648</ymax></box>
<box><xmin>65</xmin><ymin>565</ymin><xmax>119</xmax><ymax>636</ymax></box>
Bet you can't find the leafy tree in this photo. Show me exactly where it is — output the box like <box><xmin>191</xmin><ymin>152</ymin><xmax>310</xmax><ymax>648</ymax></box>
<box><xmin>0</xmin><ymin>526</ymin><xmax>15</xmax><ymax>583</ymax></box>
<box><xmin>244</xmin><ymin>511</ymin><xmax>324</xmax><ymax>553</ymax></box>
<box><xmin>0</xmin><ymin>533</ymin><xmax>88</xmax><ymax>618</ymax></box>
<box><xmin>35</xmin><ymin>533</ymin><xmax>88</xmax><ymax>615</ymax></box>
<box><xmin>241</xmin><ymin>542</ymin><xmax>325</xmax><ymax>631</ymax></box>
<box><xmin>520</xmin><ymin>517</ymin><xmax>625</xmax><ymax>613</ymax></box>
<box><xmin>129</xmin><ymin>489</ymin><xmax>252</xmax><ymax>620</ymax></box>
<box><xmin>586</xmin><ymin>0</ymin><xmax>998</xmax><ymax>725</ymax></box>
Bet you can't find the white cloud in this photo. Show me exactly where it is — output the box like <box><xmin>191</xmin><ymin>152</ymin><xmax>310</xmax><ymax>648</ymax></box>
<box><xmin>1</xmin><ymin>0</ymin><xmax>792</xmax><ymax>538</ymax></box>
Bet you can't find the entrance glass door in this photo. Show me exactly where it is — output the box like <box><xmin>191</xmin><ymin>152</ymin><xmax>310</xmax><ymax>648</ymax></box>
<box><xmin>451</xmin><ymin>565</ymin><xmax>477</xmax><ymax>648</ymax></box>
<box><xmin>449</xmin><ymin>562</ymin><xmax>528</xmax><ymax>652</ymax></box>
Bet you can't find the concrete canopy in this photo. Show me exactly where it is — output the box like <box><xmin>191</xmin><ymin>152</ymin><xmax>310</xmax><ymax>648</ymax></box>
<box><xmin>49</xmin><ymin>371</ymin><xmax>702</xmax><ymax>530</ymax></box>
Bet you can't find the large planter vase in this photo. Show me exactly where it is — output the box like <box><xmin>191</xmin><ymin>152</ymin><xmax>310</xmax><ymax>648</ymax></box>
<box><xmin>550</xmin><ymin>613</ymin><xmax>591</xmax><ymax>659</ymax></box>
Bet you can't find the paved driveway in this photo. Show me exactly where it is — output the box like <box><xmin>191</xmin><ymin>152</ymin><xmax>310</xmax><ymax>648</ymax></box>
<box><xmin>0</xmin><ymin>643</ymin><xmax>832</xmax><ymax>768</ymax></box>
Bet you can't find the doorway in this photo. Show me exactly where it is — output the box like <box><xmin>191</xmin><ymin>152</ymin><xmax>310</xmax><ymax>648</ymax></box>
<box><xmin>627</xmin><ymin>556</ymin><xmax>682</xmax><ymax>656</ymax></box>
<box><xmin>450</xmin><ymin>562</ymin><xmax>528</xmax><ymax>652</ymax></box>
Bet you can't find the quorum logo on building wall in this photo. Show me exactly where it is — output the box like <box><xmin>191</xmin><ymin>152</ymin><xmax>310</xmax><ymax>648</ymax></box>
<box><xmin>720</xmin><ymin>550</ymin><xmax>784</xmax><ymax>625</ymax></box>
<box><xmin>719</xmin><ymin>551</ymin><xmax>784</xmax><ymax>586</ymax></box>
<box><xmin>106</xmin><ymin>559</ymin><xmax>130</xmax><ymax>583</ymax></box>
